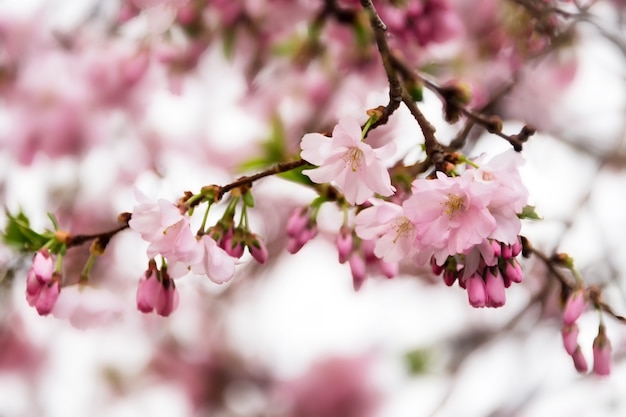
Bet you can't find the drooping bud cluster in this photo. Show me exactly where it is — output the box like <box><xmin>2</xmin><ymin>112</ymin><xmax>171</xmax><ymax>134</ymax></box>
<box><xmin>286</xmin><ymin>207</ymin><xmax>318</xmax><ymax>254</ymax></box>
<box><xmin>25</xmin><ymin>250</ymin><xmax>61</xmax><ymax>316</ymax></box>
<box><xmin>208</xmin><ymin>221</ymin><xmax>268</xmax><ymax>265</ymax></box>
<box><xmin>432</xmin><ymin>239</ymin><xmax>523</xmax><ymax>308</ymax></box>
<box><xmin>136</xmin><ymin>259</ymin><xmax>179</xmax><ymax>317</ymax></box>
<box><xmin>560</xmin><ymin>289</ymin><xmax>612</xmax><ymax>376</ymax></box>
<box><xmin>127</xmin><ymin>187</ymin><xmax>270</xmax><ymax>314</ymax></box>
<box><xmin>128</xmin><ymin>190</ymin><xmax>237</xmax><ymax>283</ymax></box>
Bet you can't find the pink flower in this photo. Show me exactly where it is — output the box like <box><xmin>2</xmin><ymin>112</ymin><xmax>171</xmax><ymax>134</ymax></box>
<box><xmin>190</xmin><ymin>235</ymin><xmax>236</xmax><ymax>284</ymax></box>
<box><xmin>25</xmin><ymin>250</ymin><xmax>61</xmax><ymax>316</ymax></box>
<box><xmin>404</xmin><ymin>172</ymin><xmax>496</xmax><ymax>264</ymax></box>
<box><xmin>470</xmin><ymin>151</ymin><xmax>528</xmax><ymax>245</ymax></box>
<box><xmin>592</xmin><ymin>325</ymin><xmax>612</xmax><ymax>376</ymax></box>
<box><xmin>563</xmin><ymin>289</ymin><xmax>585</xmax><ymax>325</ymax></box>
<box><xmin>354</xmin><ymin>201</ymin><xmax>416</xmax><ymax>263</ymax></box>
<box><xmin>300</xmin><ymin>117</ymin><xmax>396</xmax><ymax>205</ymax></box>
<box><xmin>129</xmin><ymin>190</ymin><xmax>200</xmax><ymax>265</ymax></box>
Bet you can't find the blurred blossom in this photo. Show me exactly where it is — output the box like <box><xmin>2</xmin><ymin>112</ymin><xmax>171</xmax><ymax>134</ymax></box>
<box><xmin>275</xmin><ymin>355</ymin><xmax>380</xmax><ymax>417</ymax></box>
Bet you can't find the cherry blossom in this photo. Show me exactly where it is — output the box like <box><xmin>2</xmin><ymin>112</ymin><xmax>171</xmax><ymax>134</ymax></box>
<box><xmin>128</xmin><ymin>190</ymin><xmax>200</xmax><ymax>265</ymax></box>
<box><xmin>354</xmin><ymin>201</ymin><xmax>416</xmax><ymax>263</ymax></box>
<box><xmin>300</xmin><ymin>117</ymin><xmax>396</xmax><ymax>205</ymax></box>
<box><xmin>404</xmin><ymin>171</ymin><xmax>496</xmax><ymax>264</ymax></box>
<box><xmin>189</xmin><ymin>235</ymin><xmax>236</xmax><ymax>284</ymax></box>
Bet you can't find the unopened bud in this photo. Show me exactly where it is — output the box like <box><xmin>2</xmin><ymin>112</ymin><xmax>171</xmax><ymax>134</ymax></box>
<box><xmin>592</xmin><ymin>324</ymin><xmax>612</xmax><ymax>376</ymax></box>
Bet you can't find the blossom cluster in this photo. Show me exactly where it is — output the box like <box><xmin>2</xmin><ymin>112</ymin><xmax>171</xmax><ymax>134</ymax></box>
<box><xmin>350</xmin><ymin>150</ymin><xmax>527</xmax><ymax>307</ymax></box>
<box><xmin>126</xmin><ymin>189</ymin><xmax>268</xmax><ymax>316</ymax></box>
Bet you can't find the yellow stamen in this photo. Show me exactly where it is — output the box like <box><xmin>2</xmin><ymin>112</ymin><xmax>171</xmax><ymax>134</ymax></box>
<box><xmin>444</xmin><ymin>194</ymin><xmax>466</xmax><ymax>217</ymax></box>
<box><xmin>341</xmin><ymin>147</ymin><xmax>364</xmax><ymax>172</ymax></box>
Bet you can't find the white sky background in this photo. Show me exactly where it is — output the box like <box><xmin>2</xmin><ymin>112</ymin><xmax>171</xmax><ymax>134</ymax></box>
<box><xmin>0</xmin><ymin>1</ymin><xmax>625</xmax><ymax>417</ymax></box>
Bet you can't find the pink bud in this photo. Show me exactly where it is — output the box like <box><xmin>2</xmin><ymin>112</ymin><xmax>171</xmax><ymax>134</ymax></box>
<box><xmin>336</xmin><ymin>227</ymin><xmax>353</xmax><ymax>264</ymax></box>
<box><xmin>571</xmin><ymin>346</ymin><xmax>588</xmax><ymax>373</ymax></box>
<box><xmin>155</xmin><ymin>275</ymin><xmax>179</xmax><ymax>317</ymax></box>
<box><xmin>504</xmin><ymin>259</ymin><xmax>523</xmax><ymax>284</ymax></box>
<box><xmin>287</xmin><ymin>237</ymin><xmax>305</xmax><ymax>254</ymax></box>
<box><xmin>592</xmin><ymin>325</ymin><xmax>612</xmax><ymax>376</ymax></box>
<box><xmin>32</xmin><ymin>280</ymin><xmax>61</xmax><ymax>316</ymax></box>
<box><xmin>247</xmin><ymin>234</ymin><xmax>268</xmax><ymax>265</ymax></box>
<box><xmin>511</xmin><ymin>238</ymin><xmax>522</xmax><ymax>257</ymax></box>
<box><xmin>490</xmin><ymin>240</ymin><xmax>502</xmax><ymax>258</ymax></box>
<box><xmin>563</xmin><ymin>289</ymin><xmax>585</xmax><ymax>325</ymax></box>
<box><xmin>467</xmin><ymin>274</ymin><xmax>487</xmax><ymax>308</ymax></box>
<box><xmin>430</xmin><ymin>257</ymin><xmax>444</xmax><ymax>275</ymax></box>
<box><xmin>501</xmin><ymin>243</ymin><xmax>512</xmax><ymax>259</ymax></box>
<box><xmin>286</xmin><ymin>208</ymin><xmax>308</xmax><ymax>237</ymax></box>
<box><xmin>297</xmin><ymin>223</ymin><xmax>318</xmax><ymax>246</ymax></box>
<box><xmin>26</xmin><ymin>250</ymin><xmax>61</xmax><ymax>316</ymax></box>
<box><xmin>561</xmin><ymin>324</ymin><xmax>579</xmax><ymax>356</ymax></box>
<box><xmin>349</xmin><ymin>254</ymin><xmax>367</xmax><ymax>292</ymax></box>
<box><xmin>136</xmin><ymin>262</ymin><xmax>160</xmax><ymax>313</ymax></box>
<box><xmin>443</xmin><ymin>269</ymin><xmax>457</xmax><ymax>286</ymax></box>
<box><xmin>485</xmin><ymin>269</ymin><xmax>506</xmax><ymax>308</ymax></box>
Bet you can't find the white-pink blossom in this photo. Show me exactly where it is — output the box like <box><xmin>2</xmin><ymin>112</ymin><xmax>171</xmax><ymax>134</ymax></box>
<box><xmin>470</xmin><ymin>150</ymin><xmax>528</xmax><ymax>244</ymax></box>
<box><xmin>404</xmin><ymin>172</ymin><xmax>496</xmax><ymax>264</ymax></box>
<box><xmin>354</xmin><ymin>201</ymin><xmax>416</xmax><ymax>263</ymax></box>
<box><xmin>128</xmin><ymin>190</ymin><xmax>200</xmax><ymax>265</ymax></box>
<box><xmin>300</xmin><ymin>117</ymin><xmax>396</xmax><ymax>205</ymax></box>
<box><xmin>190</xmin><ymin>235</ymin><xmax>236</xmax><ymax>284</ymax></box>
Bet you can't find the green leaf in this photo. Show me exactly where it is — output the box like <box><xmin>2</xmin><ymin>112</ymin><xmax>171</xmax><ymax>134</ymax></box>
<box><xmin>238</xmin><ymin>115</ymin><xmax>288</xmax><ymax>172</ymax></box>
<box><xmin>2</xmin><ymin>211</ymin><xmax>48</xmax><ymax>252</ymax></box>
<box><xmin>277</xmin><ymin>164</ymin><xmax>315</xmax><ymax>186</ymax></box>
<box><xmin>518</xmin><ymin>205</ymin><xmax>541</xmax><ymax>220</ymax></box>
<box><xmin>408</xmin><ymin>81</ymin><xmax>423</xmax><ymax>102</ymax></box>
<box><xmin>242</xmin><ymin>191</ymin><xmax>255</xmax><ymax>208</ymax></box>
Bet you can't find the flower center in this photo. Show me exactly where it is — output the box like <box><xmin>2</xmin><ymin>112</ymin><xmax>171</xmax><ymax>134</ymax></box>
<box><xmin>341</xmin><ymin>147</ymin><xmax>364</xmax><ymax>172</ymax></box>
<box><xmin>392</xmin><ymin>217</ymin><xmax>414</xmax><ymax>244</ymax></box>
<box><xmin>444</xmin><ymin>194</ymin><xmax>466</xmax><ymax>218</ymax></box>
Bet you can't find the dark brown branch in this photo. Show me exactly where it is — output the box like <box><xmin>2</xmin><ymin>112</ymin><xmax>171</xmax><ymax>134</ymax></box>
<box><xmin>217</xmin><ymin>159</ymin><xmax>311</xmax><ymax>200</ymax></box>
<box><xmin>359</xmin><ymin>0</ymin><xmax>402</xmax><ymax>130</ymax></box>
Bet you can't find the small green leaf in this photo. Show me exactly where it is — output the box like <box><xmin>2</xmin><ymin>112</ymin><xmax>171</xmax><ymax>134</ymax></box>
<box><xmin>242</xmin><ymin>191</ymin><xmax>255</xmax><ymax>208</ymax></box>
<box><xmin>277</xmin><ymin>165</ymin><xmax>315</xmax><ymax>186</ymax></box>
<box><xmin>238</xmin><ymin>115</ymin><xmax>287</xmax><ymax>172</ymax></box>
<box><xmin>2</xmin><ymin>211</ymin><xmax>48</xmax><ymax>252</ymax></box>
<box><xmin>407</xmin><ymin>81</ymin><xmax>423</xmax><ymax>102</ymax></box>
<box><xmin>518</xmin><ymin>205</ymin><xmax>541</xmax><ymax>220</ymax></box>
